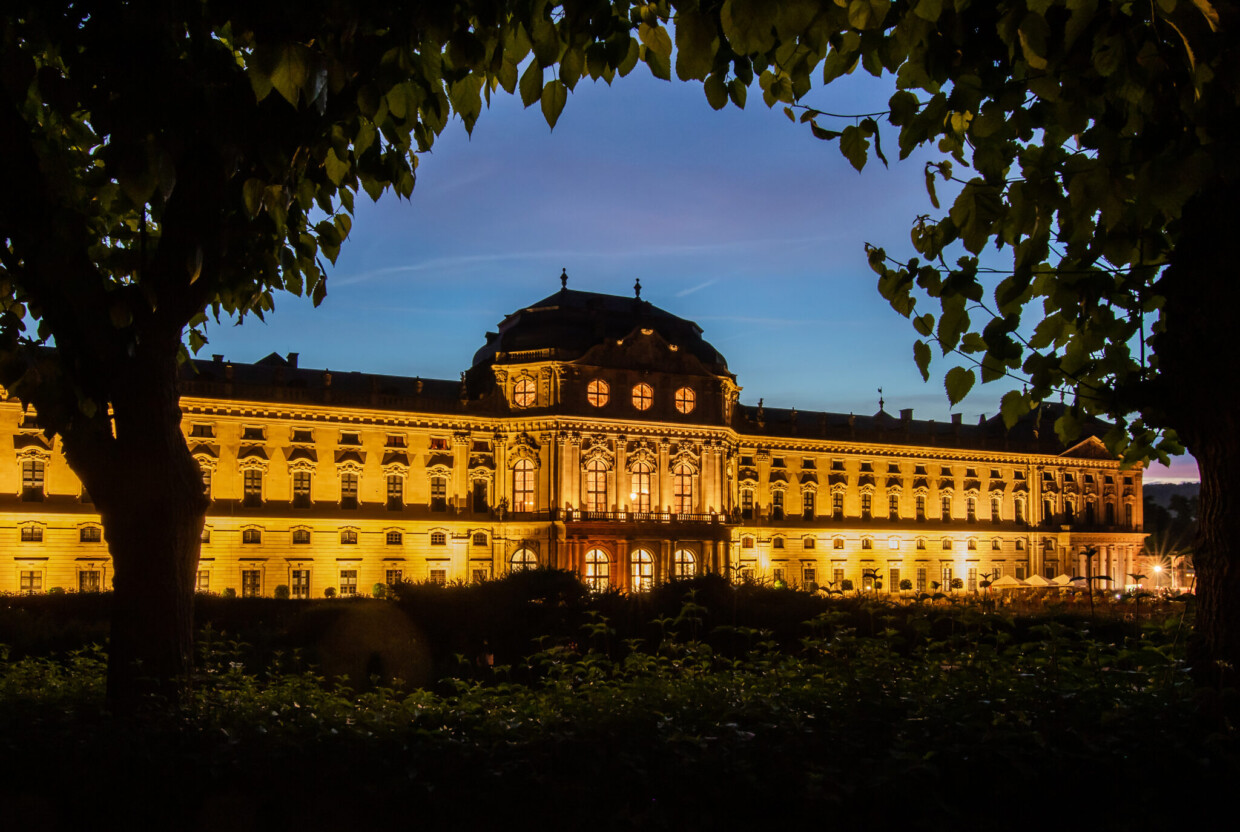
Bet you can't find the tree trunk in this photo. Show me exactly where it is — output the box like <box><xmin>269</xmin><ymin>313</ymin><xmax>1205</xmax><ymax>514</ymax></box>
<box><xmin>60</xmin><ymin>342</ymin><xmax>208</xmax><ymax>710</ymax></box>
<box><xmin>1156</xmin><ymin>181</ymin><xmax>1240</xmax><ymax>689</ymax></box>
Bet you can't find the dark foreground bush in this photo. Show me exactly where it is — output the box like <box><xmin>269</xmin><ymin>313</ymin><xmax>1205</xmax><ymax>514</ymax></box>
<box><xmin>0</xmin><ymin>596</ymin><xmax>1233</xmax><ymax>831</ymax></box>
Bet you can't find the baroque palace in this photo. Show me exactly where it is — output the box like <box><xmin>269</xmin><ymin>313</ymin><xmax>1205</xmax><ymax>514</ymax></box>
<box><xmin>2</xmin><ymin>278</ymin><xmax>1146</xmax><ymax>597</ymax></box>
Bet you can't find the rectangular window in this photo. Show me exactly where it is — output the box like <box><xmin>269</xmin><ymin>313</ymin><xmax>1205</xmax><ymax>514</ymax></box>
<box><xmin>241</xmin><ymin>426</ymin><xmax>265</xmax><ymax>441</ymax></box>
<box><xmin>386</xmin><ymin>568</ymin><xmax>403</xmax><ymax>586</ymax></box>
<box><xmin>429</xmin><ymin>568</ymin><xmax>447</xmax><ymax>585</ymax></box>
<box><xmin>472</xmin><ymin>480</ymin><xmax>489</xmax><ymax>512</ymax></box>
<box><xmin>20</xmin><ymin>570</ymin><xmax>42</xmax><ymax>594</ymax></box>
<box><xmin>386</xmin><ymin>434</ymin><xmax>407</xmax><ymax>448</ymax></box>
<box><xmin>472</xmin><ymin>568</ymin><xmax>489</xmax><ymax>584</ymax></box>
<box><xmin>189</xmin><ymin>424</ymin><xmax>215</xmax><ymax>438</ymax></box>
<box><xmin>20</xmin><ymin>526</ymin><xmax>42</xmax><ymax>542</ymax></box>
<box><xmin>431</xmin><ymin>531</ymin><xmax>446</xmax><ymax>546</ymax></box>
<box><xmin>916</xmin><ymin>567</ymin><xmax>927</xmax><ymax>593</ymax></box>
<box><xmin>889</xmin><ymin>494</ymin><xmax>899</xmax><ymax>521</ymax></box>
<box><xmin>291</xmin><ymin>569</ymin><xmax>310</xmax><ymax>599</ymax></box>
<box><xmin>803</xmin><ymin>565</ymin><xmax>816</xmax><ymax>586</ymax></box>
<box><xmin>340</xmin><ymin>529</ymin><xmax>358</xmax><ymax>545</ymax></box>
<box><xmin>832</xmin><ymin>492</ymin><xmax>844</xmax><ymax>519</ymax></box>
<box><xmin>861</xmin><ymin>493</ymin><xmax>872</xmax><ymax>520</ymax></box>
<box><xmin>293</xmin><ymin>528</ymin><xmax>311</xmax><ymax>544</ymax></box>
<box><xmin>833</xmin><ymin>567</ymin><xmax>844</xmax><ymax>587</ymax></box>
<box><xmin>387</xmin><ymin>475</ymin><xmax>404</xmax><ymax>510</ymax></box>
<box><xmin>339</xmin><ymin>570</ymin><xmax>358</xmax><ymax>597</ymax></box>
<box><xmin>967</xmin><ymin>497</ymin><xmax>977</xmax><ymax>523</ymax></box>
<box><xmin>80</xmin><ymin>527</ymin><xmax>102</xmax><ymax>543</ymax></box>
<box><xmin>802</xmin><ymin>491</ymin><xmax>815</xmax><ymax>520</ymax></box>
<box><xmin>78</xmin><ymin>570</ymin><xmax>101</xmax><ymax>593</ymax></box>
<box><xmin>21</xmin><ymin>459</ymin><xmax>45</xmax><ymax>502</ymax></box>
<box><xmin>967</xmin><ymin>567</ymin><xmax>978</xmax><ymax>593</ymax></box>
<box><xmin>429</xmin><ymin>437</ymin><xmax>450</xmax><ymax>451</ymax></box>
<box><xmin>386</xmin><ymin>530</ymin><xmax>403</xmax><ymax>545</ymax></box>
<box><xmin>241</xmin><ymin>570</ymin><xmax>261</xmax><ymax>597</ymax></box>
<box><xmin>430</xmin><ymin>476</ymin><xmax>447</xmax><ymax>511</ymax></box>
<box><xmin>771</xmin><ymin>490</ymin><xmax>784</xmax><ymax>520</ymax></box>
<box><xmin>991</xmin><ymin>497</ymin><xmax>1001</xmax><ymax>523</ymax></box>
<box><xmin>773</xmin><ymin>567</ymin><xmax>785</xmax><ymax>583</ymax></box>
<box><xmin>742</xmin><ymin>489</ymin><xmax>754</xmax><ymax>520</ymax></box>
<box><xmin>293</xmin><ymin>471</ymin><xmax>311</xmax><ymax>508</ymax></box>
<box><xmin>801</xmin><ymin>458</ymin><xmax>815</xmax><ymax>469</ymax></box>
<box><xmin>1015</xmin><ymin>565</ymin><xmax>1027</xmax><ymax>580</ymax></box>
<box><xmin>890</xmin><ymin>567</ymin><xmax>901</xmax><ymax>593</ymax></box>
<box><xmin>196</xmin><ymin>570</ymin><xmax>210</xmax><ymax>592</ymax></box>
<box><xmin>941</xmin><ymin>496</ymin><xmax>952</xmax><ymax>522</ymax></box>
<box><xmin>291</xmin><ymin>428</ymin><xmax>314</xmax><ymax>443</ymax></box>
<box><xmin>242</xmin><ymin>528</ymin><xmax>261</xmax><ymax>544</ymax></box>
<box><xmin>673</xmin><ymin>467</ymin><xmax>694</xmax><ymax>514</ymax></box>
<box><xmin>341</xmin><ymin>473</ymin><xmax>359</xmax><ymax>509</ymax></box>
<box><xmin>339</xmin><ymin>432</ymin><xmax>361</xmax><ymax>446</ymax></box>
<box><xmin>243</xmin><ymin>468</ymin><xmax>263</xmax><ymax>507</ymax></box>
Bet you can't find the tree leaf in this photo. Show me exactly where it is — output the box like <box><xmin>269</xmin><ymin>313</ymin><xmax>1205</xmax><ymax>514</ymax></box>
<box><xmin>839</xmin><ymin>124</ymin><xmax>869</xmax><ymax>171</ymax></box>
<box><xmin>914</xmin><ymin>339</ymin><xmax>932</xmax><ymax>381</ymax></box>
<box><xmin>704</xmin><ymin>73</ymin><xmax>728</xmax><ymax>110</ymax></box>
<box><xmin>519</xmin><ymin>62</ymin><xmax>542</xmax><ymax>108</ymax></box>
<box><xmin>540</xmin><ymin>79</ymin><xmax>568</xmax><ymax>129</ymax></box>
<box><xmin>944</xmin><ymin>366</ymin><xmax>975</xmax><ymax>405</ymax></box>
<box><xmin>675</xmin><ymin>11</ymin><xmax>718</xmax><ymax>81</ymax></box>
<box><xmin>323</xmin><ymin>148</ymin><xmax>350</xmax><ymax>186</ymax></box>
<box><xmin>242</xmin><ymin>178</ymin><xmax>266</xmax><ymax>219</ymax></box>
<box><xmin>999</xmin><ymin>390</ymin><xmax>1028</xmax><ymax>429</ymax></box>
<box><xmin>270</xmin><ymin>43</ymin><xmax>313</xmax><ymax>107</ymax></box>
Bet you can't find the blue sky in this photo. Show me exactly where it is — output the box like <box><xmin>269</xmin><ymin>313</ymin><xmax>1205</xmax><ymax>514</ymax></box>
<box><xmin>199</xmin><ymin>68</ymin><xmax>1196</xmax><ymax>482</ymax></box>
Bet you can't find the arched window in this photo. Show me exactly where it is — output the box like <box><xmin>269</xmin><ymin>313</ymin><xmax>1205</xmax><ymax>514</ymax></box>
<box><xmin>473</xmin><ymin>532</ymin><xmax>488</xmax><ymax>547</ymax></box>
<box><xmin>511</xmin><ymin>548</ymin><xmax>537</xmax><ymax>571</ymax></box>
<box><xmin>585</xmin><ymin>548</ymin><xmax>610</xmax><ymax>591</ymax></box>
<box><xmin>673</xmin><ymin>463</ymin><xmax>694</xmax><ymax>514</ymax></box>
<box><xmin>513</xmin><ymin>377</ymin><xmax>535</xmax><ymax>407</ymax></box>
<box><xmin>585</xmin><ymin>459</ymin><xmax>608</xmax><ymax>512</ymax></box>
<box><xmin>631</xmin><ymin>383</ymin><xmax>653</xmax><ymax>411</ymax></box>
<box><xmin>513</xmin><ymin>459</ymin><xmax>535</xmax><ymax>512</ymax></box>
<box><xmin>673</xmin><ymin>548</ymin><xmax>696</xmax><ymax>578</ymax></box>
<box><xmin>340</xmin><ymin>529</ymin><xmax>358</xmax><ymax>545</ymax></box>
<box><xmin>674</xmin><ymin>387</ymin><xmax>696</xmax><ymax>414</ymax></box>
<box><xmin>587</xmin><ymin>378</ymin><xmax>609</xmax><ymax>407</ymax></box>
<box><xmin>630</xmin><ymin>549</ymin><xmax>654</xmax><ymax>591</ymax></box>
<box><xmin>941</xmin><ymin>538</ymin><xmax>953</xmax><ymax>550</ymax></box>
<box><xmin>631</xmin><ymin>462</ymin><xmax>652</xmax><ymax>513</ymax></box>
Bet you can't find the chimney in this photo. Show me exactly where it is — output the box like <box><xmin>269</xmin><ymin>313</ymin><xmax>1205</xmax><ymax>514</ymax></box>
<box><xmin>287</xmin><ymin>352</ymin><xmax>299</xmax><ymax>368</ymax></box>
<box><xmin>900</xmin><ymin>408</ymin><xmax>913</xmax><ymax>423</ymax></box>
<box><xmin>212</xmin><ymin>354</ymin><xmax>223</xmax><ymax>363</ymax></box>
<box><xmin>951</xmin><ymin>413</ymin><xmax>962</xmax><ymax>425</ymax></box>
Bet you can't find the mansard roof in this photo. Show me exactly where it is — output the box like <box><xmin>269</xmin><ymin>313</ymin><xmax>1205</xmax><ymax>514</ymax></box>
<box><xmin>469</xmin><ymin>286</ymin><xmax>729</xmax><ymax>374</ymax></box>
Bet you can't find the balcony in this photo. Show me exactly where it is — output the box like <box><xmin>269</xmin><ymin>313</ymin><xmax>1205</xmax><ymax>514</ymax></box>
<box><xmin>563</xmin><ymin>509</ymin><xmax>733</xmax><ymax>525</ymax></box>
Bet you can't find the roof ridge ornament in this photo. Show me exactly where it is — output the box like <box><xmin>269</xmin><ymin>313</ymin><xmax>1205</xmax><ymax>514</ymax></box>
<box><xmin>560</xmin><ymin>268</ymin><xmax>568</xmax><ymax>291</ymax></box>
<box><xmin>634</xmin><ymin>278</ymin><xmax>641</xmax><ymax>299</ymax></box>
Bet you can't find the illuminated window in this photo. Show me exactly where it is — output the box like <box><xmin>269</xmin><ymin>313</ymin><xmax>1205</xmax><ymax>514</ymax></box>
<box><xmin>79</xmin><ymin>570</ymin><xmax>101</xmax><ymax>593</ymax></box>
<box><xmin>916</xmin><ymin>567</ymin><xmax>927</xmax><ymax>592</ymax></box>
<box><xmin>473</xmin><ymin>532</ymin><xmax>487</xmax><ymax>546</ymax></box>
<box><xmin>674</xmin><ymin>387</ymin><xmax>696</xmax><ymax>414</ymax></box>
<box><xmin>291</xmin><ymin>569</ymin><xmax>310</xmax><ymax>598</ymax></box>
<box><xmin>861</xmin><ymin>537</ymin><xmax>873</xmax><ymax>550</ymax></box>
<box><xmin>385</xmin><ymin>568</ymin><xmax>403</xmax><ymax>585</ymax></box>
<box><xmin>387</xmin><ymin>474</ymin><xmax>403</xmax><ymax>510</ymax></box>
<box><xmin>386</xmin><ymin>530</ymin><xmax>403</xmax><ymax>545</ymax></box>
<box><xmin>429</xmin><ymin>569</ymin><xmax>447</xmax><ymax>585</ymax></box>
<box><xmin>340</xmin><ymin>472</ymin><xmax>359</xmax><ymax>509</ymax></box>
<box><xmin>833</xmin><ymin>538</ymin><xmax>844</xmax><ymax>549</ymax></box>
<box><xmin>773</xmin><ymin>537</ymin><xmax>785</xmax><ymax>549</ymax></box>
<box><xmin>513</xmin><ymin>377</ymin><xmax>535</xmax><ymax>407</ymax></box>
<box><xmin>431</xmin><ymin>531</ymin><xmax>447</xmax><ymax>546</ymax></box>
<box><xmin>20</xmin><ymin>525</ymin><xmax>42</xmax><ymax>543</ymax></box>
<box><xmin>513</xmin><ymin>459</ymin><xmax>535</xmax><ymax>512</ymax></box>
<box><xmin>241</xmin><ymin>570</ymin><xmax>260</xmax><ymax>597</ymax></box>
<box><xmin>339</xmin><ymin>570</ymin><xmax>358</xmax><ymax>597</ymax></box>
<box><xmin>585</xmin><ymin>459</ymin><xmax>608</xmax><ymax>512</ymax></box>
<box><xmin>293</xmin><ymin>471</ymin><xmax>311</xmax><ymax>508</ymax></box>
<box><xmin>340</xmin><ymin>529</ymin><xmax>358</xmax><ymax>545</ymax></box>
<box><xmin>243</xmin><ymin>528</ymin><xmax>262</xmax><ymax>544</ymax></box>
<box><xmin>243</xmin><ymin>468</ymin><xmax>263</xmax><ymax>507</ymax></box>
<box><xmin>630</xmin><ymin>549</ymin><xmax>654</xmax><ymax>591</ymax></box>
<box><xmin>673</xmin><ymin>549</ymin><xmax>696</xmax><ymax>578</ymax></box>
<box><xmin>941</xmin><ymin>538</ymin><xmax>952</xmax><ymax>550</ymax></box>
<box><xmin>293</xmin><ymin>529</ymin><xmax>310</xmax><ymax>544</ymax></box>
<box><xmin>631</xmin><ymin>462</ymin><xmax>652</xmax><ymax>513</ymax></box>
<box><xmin>430</xmin><ymin>476</ymin><xmax>447</xmax><ymax>512</ymax></box>
<box><xmin>585</xmin><ymin>548</ymin><xmax>610</xmax><ymax>591</ymax></box>
<box><xmin>888</xmin><ymin>536</ymin><xmax>900</xmax><ymax>550</ymax></box>
<box><xmin>196</xmin><ymin>571</ymin><xmax>210</xmax><ymax>592</ymax></box>
<box><xmin>80</xmin><ymin>526</ymin><xmax>102</xmax><ymax>543</ymax></box>
<box><xmin>511</xmin><ymin>548</ymin><xmax>537</xmax><ymax>571</ymax></box>
<box><xmin>741</xmin><ymin>536</ymin><xmax>754</xmax><ymax>549</ymax></box>
<box><xmin>673</xmin><ymin>463</ymin><xmax>694</xmax><ymax>513</ymax></box>
<box><xmin>587</xmin><ymin>379</ymin><xmax>609</xmax><ymax>407</ymax></box>
<box><xmin>21</xmin><ymin>459</ymin><xmax>45</xmax><ymax>502</ymax></box>
<box><xmin>804</xmin><ymin>536</ymin><xmax>816</xmax><ymax>549</ymax></box>
<box><xmin>429</xmin><ymin>436</ymin><xmax>450</xmax><ymax>451</ymax></box>
<box><xmin>631</xmin><ymin>383</ymin><xmax>653</xmax><ymax>411</ymax></box>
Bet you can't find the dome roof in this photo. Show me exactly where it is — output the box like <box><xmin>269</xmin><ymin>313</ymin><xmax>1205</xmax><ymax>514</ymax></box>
<box><xmin>470</xmin><ymin>286</ymin><xmax>730</xmax><ymax>373</ymax></box>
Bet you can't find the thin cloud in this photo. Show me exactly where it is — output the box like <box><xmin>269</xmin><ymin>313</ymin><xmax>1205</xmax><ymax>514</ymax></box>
<box><xmin>676</xmin><ymin>279</ymin><xmax>718</xmax><ymax>297</ymax></box>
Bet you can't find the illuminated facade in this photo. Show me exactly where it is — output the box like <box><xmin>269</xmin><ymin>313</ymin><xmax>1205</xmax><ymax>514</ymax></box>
<box><xmin>1</xmin><ymin>281</ymin><xmax>1146</xmax><ymax>596</ymax></box>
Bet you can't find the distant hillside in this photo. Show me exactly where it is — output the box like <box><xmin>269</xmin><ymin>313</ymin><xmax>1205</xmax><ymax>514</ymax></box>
<box><xmin>1144</xmin><ymin>482</ymin><xmax>1199</xmax><ymax>508</ymax></box>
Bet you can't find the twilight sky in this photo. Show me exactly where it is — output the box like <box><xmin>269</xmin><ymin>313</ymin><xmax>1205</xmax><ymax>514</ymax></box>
<box><xmin>198</xmin><ymin>68</ymin><xmax>1195</xmax><ymax>482</ymax></box>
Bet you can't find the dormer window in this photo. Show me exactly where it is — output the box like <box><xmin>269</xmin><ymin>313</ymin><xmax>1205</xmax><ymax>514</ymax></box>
<box><xmin>514</xmin><ymin>377</ymin><xmax>536</xmax><ymax>407</ymax></box>
<box><xmin>429</xmin><ymin>437</ymin><xmax>450</xmax><ymax>451</ymax></box>
<box><xmin>632</xmin><ymin>383</ymin><xmax>653</xmax><ymax>411</ymax></box>
<box><xmin>339</xmin><ymin>431</ymin><xmax>361</xmax><ymax>446</ymax></box>
<box><xmin>291</xmin><ymin>428</ymin><xmax>314</xmax><ymax>443</ymax></box>
<box><xmin>888</xmin><ymin>464</ymin><xmax>900</xmax><ymax>473</ymax></box>
<box><xmin>386</xmin><ymin>434</ymin><xmax>407</xmax><ymax>448</ymax></box>
<box><xmin>241</xmin><ymin>426</ymin><xmax>265</xmax><ymax>441</ymax></box>
<box><xmin>674</xmin><ymin>387</ymin><xmax>696</xmax><ymax>414</ymax></box>
<box><xmin>802</xmin><ymin>458</ymin><xmax>816</xmax><ymax>469</ymax></box>
<box><xmin>859</xmin><ymin>462</ymin><xmax>873</xmax><ymax>473</ymax></box>
<box><xmin>965</xmin><ymin>468</ymin><xmax>978</xmax><ymax>477</ymax></box>
<box><xmin>189</xmin><ymin>424</ymin><xmax>215</xmax><ymax>439</ymax></box>
<box><xmin>587</xmin><ymin>379</ymin><xmax>609</xmax><ymax>407</ymax></box>
<box><xmin>940</xmin><ymin>466</ymin><xmax>953</xmax><ymax>476</ymax></box>
<box><xmin>772</xmin><ymin>457</ymin><xmax>785</xmax><ymax>468</ymax></box>
<box><xmin>831</xmin><ymin>460</ymin><xmax>845</xmax><ymax>471</ymax></box>
<box><xmin>914</xmin><ymin>465</ymin><xmax>927</xmax><ymax>475</ymax></box>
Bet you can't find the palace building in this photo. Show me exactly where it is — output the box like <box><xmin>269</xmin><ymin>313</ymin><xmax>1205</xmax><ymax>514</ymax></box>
<box><xmin>2</xmin><ymin>278</ymin><xmax>1146</xmax><ymax>597</ymax></box>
